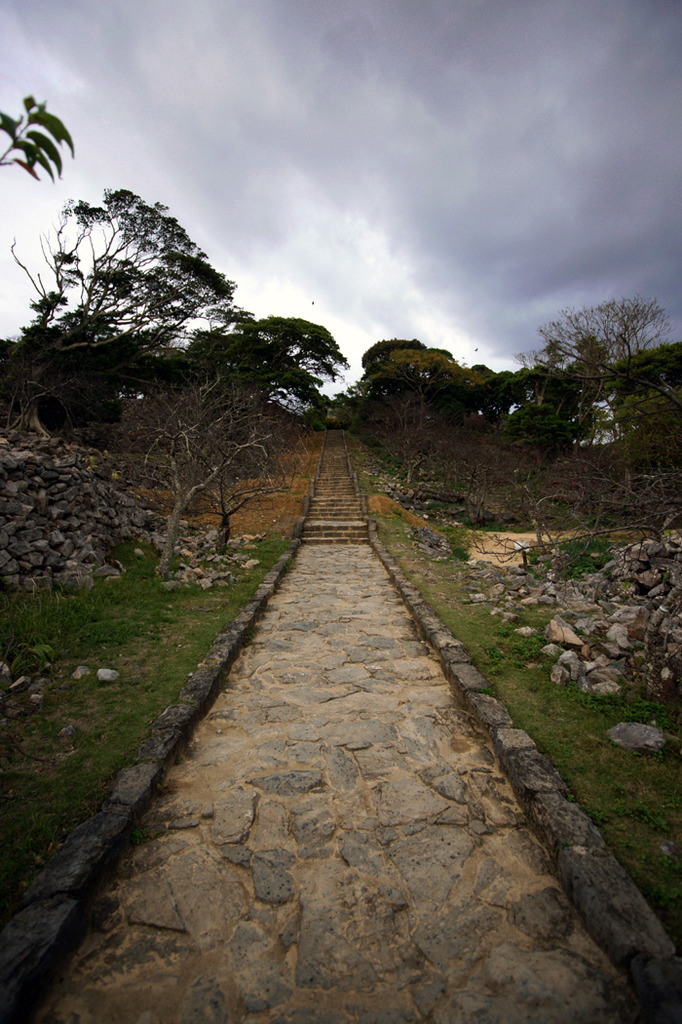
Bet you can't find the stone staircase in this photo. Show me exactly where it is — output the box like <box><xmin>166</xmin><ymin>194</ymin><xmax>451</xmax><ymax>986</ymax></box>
<box><xmin>302</xmin><ymin>430</ymin><xmax>369</xmax><ymax>545</ymax></box>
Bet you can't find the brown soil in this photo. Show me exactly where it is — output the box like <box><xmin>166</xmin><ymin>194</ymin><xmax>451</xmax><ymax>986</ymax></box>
<box><xmin>367</xmin><ymin>495</ymin><xmax>448</xmax><ymax>533</ymax></box>
<box><xmin>195</xmin><ymin>435</ymin><xmax>322</xmax><ymax>538</ymax></box>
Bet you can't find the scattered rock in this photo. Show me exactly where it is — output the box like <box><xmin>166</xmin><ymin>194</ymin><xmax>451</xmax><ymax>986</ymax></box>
<box><xmin>97</xmin><ymin>669</ymin><xmax>120</xmax><ymax>683</ymax></box>
<box><xmin>607</xmin><ymin>722</ymin><xmax>666</xmax><ymax>755</ymax></box>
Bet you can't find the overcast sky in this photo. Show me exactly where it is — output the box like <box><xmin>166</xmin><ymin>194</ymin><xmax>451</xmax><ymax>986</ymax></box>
<box><xmin>1</xmin><ymin>0</ymin><xmax>681</xmax><ymax>391</ymax></box>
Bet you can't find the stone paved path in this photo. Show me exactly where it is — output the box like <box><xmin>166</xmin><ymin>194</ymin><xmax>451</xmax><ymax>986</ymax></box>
<box><xmin>36</xmin><ymin>542</ymin><xmax>637</xmax><ymax>1023</ymax></box>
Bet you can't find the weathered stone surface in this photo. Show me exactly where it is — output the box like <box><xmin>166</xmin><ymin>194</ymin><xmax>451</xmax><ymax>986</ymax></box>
<box><xmin>135</xmin><ymin>727</ymin><xmax>182</xmax><ymax>766</ymax></box>
<box><xmin>252</xmin><ymin>849</ymin><xmax>296</xmax><ymax>904</ymax></box>
<box><xmin>250</xmin><ymin>769</ymin><xmax>324</xmax><ymax>796</ymax></box>
<box><xmin>608</xmin><ymin>722</ymin><xmax>666</xmax><ymax>755</ymax></box>
<box><xmin>387</xmin><ymin>827</ymin><xmax>475</xmax><ymax>908</ymax></box>
<box><xmin>504</xmin><ymin>747</ymin><xmax>569</xmax><ymax>800</ymax></box>
<box><xmin>374</xmin><ymin>777</ymin><xmax>450</xmax><ymax>826</ymax></box>
<box><xmin>465</xmin><ymin>692</ymin><xmax>513</xmax><ymax>733</ymax></box>
<box><xmin>124</xmin><ymin>847</ymin><xmax>248</xmax><ymax>950</ymax></box>
<box><xmin>228</xmin><ymin>919</ymin><xmax>292</xmax><ymax>1011</ymax></box>
<box><xmin>178</xmin><ymin>977</ymin><xmax>228</xmax><ymax>1024</ymax></box>
<box><xmin>24</xmin><ymin>810</ymin><xmax>131</xmax><ymax>905</ymax></box>
<box><xmin>151</xmin><ymin>703</ymin><xmax>201</xmax><ymax>736</ymax></box>
<box><xmin>449</xmin><ymin>662</ymin><xmax>491</xmax><ymax>692</ymax></box>
<box><xmin>530</xmin><ymin>791</ymin><xmax>605</xmax><ymax>853</ymax></box>
<box><xmin>510</xmin><ymin>886</ymin><xmax>572</xmax><ymax>940</ymax></box>
<box><xmin>292</xmin><ymin>800</ymin><xmax>336</xmax><ymax>858</ymax></box>
<box><xmin>210</xmin><ymin>785</ymin><xmax>258</xmax><ymax>845</ymax></box>
<box><xmin>0</xmin><ymin>897</ymin><xmax>85</xmax><ymax>1024</ymax></box>
<box><xmin>545</xmin><ymin>617</ymin><xmax>584</xmax><ymax>647</ymax></box>
<box><xmin>102</xmin><ymin>762</ymin><xmax>163</xmax><ymax>819</ymax></box>
<box><xmin>631</xmin><ymin>954</ymin><xmax>682</xmax><ymax>1024</ymax></box>
<box><xmin>559</xmin><ymin>846</ymin><xmax>675</xmax><ymax>964</ymax></box>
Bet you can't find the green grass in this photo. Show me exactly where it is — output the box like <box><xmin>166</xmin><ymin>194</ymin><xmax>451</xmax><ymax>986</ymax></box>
<box><xmin>0</xmin><ymin>535</ymin><xmax>288</xmax><ymax>924</ymax></box>
<box><xmin>370</xmin><ymin>507</ymin><xmax>682</xmax><ymax>950</ymax></box>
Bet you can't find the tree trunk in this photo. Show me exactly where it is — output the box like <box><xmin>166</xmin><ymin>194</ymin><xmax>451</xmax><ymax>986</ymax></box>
<box><xmin>156</xmin><ymin>502</ymin><xmax>186</xmax><ymax>579</ymax></box>
<box><xmin>14</xmin><ymin>398</ymin><xmax>50</xmax><ymax>437</ymax></box>
<box><xmin>220</xmin><ymin>513</ymin><xmax>231</xmax><ymax>551</ymax></box>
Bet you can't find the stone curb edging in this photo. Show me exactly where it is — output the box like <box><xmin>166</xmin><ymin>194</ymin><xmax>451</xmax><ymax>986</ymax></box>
<box><xmin>367</xmin><ymin>519</ymin><xmax>682</xmax><ymax>1024</ymax></box>
<box><xmin>0</xmin><ymin>539</ymin><xmax>302</xmax><ymax>1024</ymax></box>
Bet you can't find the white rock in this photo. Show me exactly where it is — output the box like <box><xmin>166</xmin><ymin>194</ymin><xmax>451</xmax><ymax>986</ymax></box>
<box><xmin>97</xmin><ymin>668</ymin><xmax>120</xmax><ymax>682</ymax></box>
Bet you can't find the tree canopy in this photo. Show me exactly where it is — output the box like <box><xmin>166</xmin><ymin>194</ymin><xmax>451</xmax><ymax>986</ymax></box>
<box><xmin>4</xmin><ymin>189</ymin><xmax>237</xmax><ymax>432</ymax></box>
<box><xmin>189</xmin><ymin>316</ymin><xmax>348</xmax><ymax>407</ymax></box>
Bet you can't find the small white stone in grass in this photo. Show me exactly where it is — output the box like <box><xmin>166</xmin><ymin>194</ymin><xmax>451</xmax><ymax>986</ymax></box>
<box><xmin>97</xmin><ymin>668</ymin><xmax>119</xmax><ymax>682</ymax></box>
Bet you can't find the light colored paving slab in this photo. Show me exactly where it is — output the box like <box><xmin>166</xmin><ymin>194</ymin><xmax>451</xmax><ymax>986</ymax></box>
<box><xmin>35</xmin><ymin>544</ymin><xmax>636</xmax><ymax>1023</ymax></box>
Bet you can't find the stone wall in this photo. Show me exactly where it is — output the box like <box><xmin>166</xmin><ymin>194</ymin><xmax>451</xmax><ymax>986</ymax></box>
<box><xmin>0</xmin><ymin>431</ymin><xmax>158</xmax><ymax>590</ymax></box>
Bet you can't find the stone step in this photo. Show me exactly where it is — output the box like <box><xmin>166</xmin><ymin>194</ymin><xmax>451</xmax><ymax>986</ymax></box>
<box><xmin>302</xmin><ymin>522</ymin><xmax>369</xmax><ymax>544</ymax></box>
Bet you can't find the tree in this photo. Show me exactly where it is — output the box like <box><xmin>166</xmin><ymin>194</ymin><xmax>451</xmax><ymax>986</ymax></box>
<box><xmin>5</xmin><ymin>189</ymin><xmax>236</xmax><ymax>433</ymax></box>
<box><xmin>188</xmin><ymin>316</ymin><xmax>348</xmax><ymax>407</ymax></box>
<box><xmin>1</xmin><ymin>96</ymin><xmax>74</xmax><ymax>180</ymax></box>
<box><xmin>361</xmin><ymin>338</ymin><xmax>426</xmax><ymax>371</ymax></box>
<box><xmin>504</xmin><ymin>403</ymin><xmax>577</xmax><ymax>457</ymax></box>
<box><xmin>364</xmin><ymin>346</ymin><xmax>480</xmax><ymax>426</ymax></box>
<box><xmin>123</xmin><ymin>381</ymin><xmax>293</xmax><ymax>577</ymax></box>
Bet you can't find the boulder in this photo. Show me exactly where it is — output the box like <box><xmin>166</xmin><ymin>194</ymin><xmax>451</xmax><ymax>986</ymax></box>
<box><xmin>607</xmin><ymin>722</ymin><xmax>666</xmax><ymax>755</ymax></box>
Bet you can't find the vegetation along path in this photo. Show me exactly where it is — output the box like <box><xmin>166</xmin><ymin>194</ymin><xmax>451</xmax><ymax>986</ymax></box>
<box><xmin>36</xmin><ymin>433</ymin><xmax>641</xmax><ymax>1022</ymax></box>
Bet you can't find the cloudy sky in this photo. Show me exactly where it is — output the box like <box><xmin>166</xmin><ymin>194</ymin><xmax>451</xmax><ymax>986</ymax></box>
<box><xmin>1</xmin><ymin>0</ymin><xmax>681</xmax><ymax>391</ymax></box>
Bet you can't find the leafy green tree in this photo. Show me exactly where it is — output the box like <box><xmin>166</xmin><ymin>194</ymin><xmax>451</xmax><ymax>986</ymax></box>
<box><xmin>361</xmin><ymin>338</ymin><xmax>426</xmax><ymax>371</ymax></box>
<box><xmin>364</xmin><ymin>346</ymin><xmax>480</xmax><ymax>425</ymax></box>
<box><xmin>189</xmin><ymin>316</ymin><xmax>348</xmax><ymax>407</ymax></box>
<box><xmin>0</xmin><ymin>96</ymin><xmax>74</xmax><ymax>180</ymax></box>
<box><xmin>4</xmin><ymin>189</ymin><xmax>236</xmax><ymax>432</ymax></box>
<box><xmin>504</xmin><ymin>403</ymin><xmax>577</xmax><ymax>456</ymax></box>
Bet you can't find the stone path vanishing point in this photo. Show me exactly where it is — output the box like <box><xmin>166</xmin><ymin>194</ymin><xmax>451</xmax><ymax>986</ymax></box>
<box><xmin>35</xmin><ymin>433</ymin><xmax>639</xmax><ymax>1023</ymax></box>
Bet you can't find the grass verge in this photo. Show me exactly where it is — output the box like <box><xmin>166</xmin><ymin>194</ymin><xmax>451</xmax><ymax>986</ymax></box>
<box><xmin>371</xmin><ymin>506</ymin><xmax>682</xmax><ymax>950</ymax></box>
<box><xmin>0</xmin><ymin>534</ymin><xmax>288</xmax><ymax>924</ymax></box>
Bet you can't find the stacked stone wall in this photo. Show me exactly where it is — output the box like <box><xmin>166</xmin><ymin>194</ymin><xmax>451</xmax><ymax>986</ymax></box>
<box><xmin>0</xmin><ymin>431</ymin><xmax>158</xmax><ymax>590</ymax></box>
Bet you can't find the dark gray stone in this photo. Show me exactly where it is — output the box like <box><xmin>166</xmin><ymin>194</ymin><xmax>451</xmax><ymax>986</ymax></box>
<box><xmin>608</xmin><ymin>722</ymin><xmax>667</xmax><ymax>755</ymax></box>
<box><xmin>24</xmin><ymin>809</ymin><xmax>131</xmax><ymax>905</ymax></box>
<box><xmin>292</xmin><ymin>801</ymin><xmax>336</xmax><ymax>858</ymax></box>
<box><xmin>101</xmin><ymin>762</ymin><xmax>163</xmax><ymax>820</ymax></box>
<box><xmin>631</xmin><ymin>955</ymin><xmax>682</xmax><ymax>1024</ymax></box>
<box><xmin>413</xmin><ymin>900</ymin><xmax>503</xmax><ymax>969</ymax></box>
<box><xmin>151</xmin><ymin>703</ymin><xmax>201</xmax><ymax>736</ymax></box>
<box><xmin>252</xmin><ymin>850</ymin><xmax>296</xmax><ymax>904</ymax></box>
<box><xmin>179</xmin><ymin>977</ymin><xmax>228</xmax><ymax>1024</ymax></box>
<box><xmin>420</xmin><ymin>765</ymin><xmax>467</xmax><ymax>803</ymax></box>
<box><xmin>178</xmin><ymin>664</ymin><xmax>223</xmax><ymax>711</ymax></box>
<box><xmin>0</xmin><ymin>896</ymin><xmax>84</xmax><ymax>1024</ymax></box>
<box><xmin>449</xmin><ymin>661</ymin><xmax>490</xmax><ymax>693</ymax></box>
<box><xmin>135</xmin><ymin>727</ymin><xmax>182</xmax><ymax>767</ymax></box>
<box><xmin>510</xmin><ymin>886</ymin><xmax>572</xmax><ymax>940</ymax></box>
<box><xmin>558</xmin><ymin>846</ymin><xmax>675</xmax><ymax>965</ymax></box>
<box><xmin>250</xmin><ymin>769</ymin><xmax>324</xmax><ymax>796</ymax></box>
<box><xmin>530</xmin><ymin>791</ymin><xmax>605</xmax><ymax>853</ymax></box>
<box><xmin>338</xmin><ymin>831</ymin><xmax>385</xmax><ymax>875</ymax></box>
<box><xmin>465</xmin><ymin>691</ymin><xmax>513</xmax><ymax>733</ymax></box>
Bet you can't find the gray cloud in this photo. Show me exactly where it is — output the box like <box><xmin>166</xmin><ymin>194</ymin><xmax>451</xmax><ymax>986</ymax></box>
<box><xmin>1</xmin><ymin>0</ymin><xmax>680</xmax><ymax>383</ymax></box>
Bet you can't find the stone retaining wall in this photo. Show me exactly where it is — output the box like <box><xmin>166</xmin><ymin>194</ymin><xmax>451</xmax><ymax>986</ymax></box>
<box><xmin>0</xmin><ymin>431</ymin><xmax>158</xmax><ymax>590</ymax></box>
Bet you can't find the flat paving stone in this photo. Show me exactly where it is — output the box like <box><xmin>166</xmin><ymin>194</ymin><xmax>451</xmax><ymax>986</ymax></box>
<box><xmin>35</xmin><ymin>538</ymin><xmax>637</xmax><ymax>1023</ymax></box>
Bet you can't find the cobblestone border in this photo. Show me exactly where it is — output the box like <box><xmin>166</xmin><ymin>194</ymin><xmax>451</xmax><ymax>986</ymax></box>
<box><xmin>0</xmin><ymin>540</ymin><xmax>302</xmax><ymax>1024</ymax></box>
<box><xmin>367</xmin><ymin>519</ymin><xmax>682</xmax><ymax>1023</ymax></box>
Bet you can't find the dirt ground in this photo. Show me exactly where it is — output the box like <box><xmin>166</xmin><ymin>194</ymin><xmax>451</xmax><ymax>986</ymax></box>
<box><xmin>367</xmin><ymin>494</ymin><xmax>536</xmax><ymax>567</ymax></box>
<box><xmin>199</xmin><ymin>436</ymin><xmax>322</xmax><ymax>538</ymax></box>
